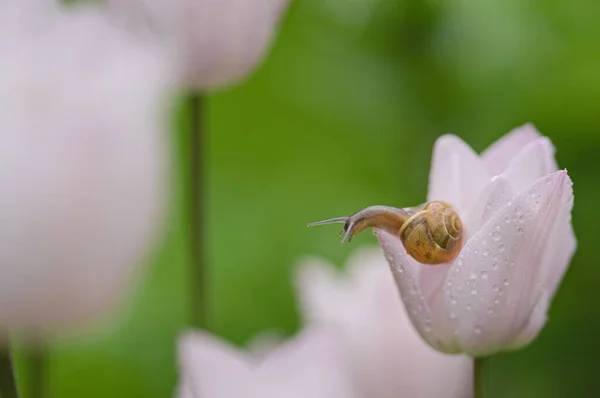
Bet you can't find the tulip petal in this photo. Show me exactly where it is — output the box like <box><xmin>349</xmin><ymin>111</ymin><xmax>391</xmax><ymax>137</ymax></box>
<box><xmin>501</xmin><ymin>137</ymin><xmax>558</xmax><ymax>194</ymax></box>
<box><xmin>542</xmin><ymin>201</ymin><xmax>576</xmax><ymax>299</ymax></box>
<box><xmin>463</xmin><ymin>176</ymin><xmax>513</xmax><ymax>239</ymax></box>
<box><xmin>258</xmin><ymin>328</ymin><xmax>355</xmax><ymax>398</ymax></box>
<box><xmin>481</xmin><ymin>123</ymin><xmax>541</xmax><ymax>175</ymax></box>
<box><xmin>178</xmin><ymin>331</ymin><xmax>253</xmax><ymax>397</ymax></box>
<box><xmin>427</xmin><ymin>135</ymin><xmax>489</xmax><ymax>212</ymax></box>
<box><xmin>295</xmin><ymin>257</ymin><xmax>354</xmax><ymax>325</ymax></box>
<box><xmin>442</xmin><ymin>171</ymin><xmax>571</xmax><ymax>355</ymax></box>
<box><xmin>504</xmin><ymin>291</ymin><xmax>550</xmax><ymax>351</ymax></box>
<box><xmin>376</xmin><ymin>231</ymin><xmax>455</xmax><ymax>351</ymax></box>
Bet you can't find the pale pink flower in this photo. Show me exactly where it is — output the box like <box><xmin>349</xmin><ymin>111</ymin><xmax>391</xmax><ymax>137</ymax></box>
<box><xmin>108</xmin><ymin>0</ymin><xmax>292</xmax><ymax>89</ymax></box>
<box><xmin>377</xmin><ymin>124</ymin><xmax>576</xmax><ymax>356</ymax></box>
<box><xmin>177</xmin><ymin>327</ymin><xmax>358</xmax><ymax>398</ymax></box>
<box><xmin>0</xmin><ymin>5</ymin><xmax>175</xmax><ymax>333</ymax></box>
<box><xmin>296</xmin><ymin>247</ymin><xmax>472</xmax><ymax>398</ymax></box>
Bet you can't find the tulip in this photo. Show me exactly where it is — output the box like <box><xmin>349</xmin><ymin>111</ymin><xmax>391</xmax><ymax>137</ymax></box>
<box><xmin>177</xmin><ymin>327</ymin><xmax>358</xmax><ymax>398</ymax></box>
<box><xmin>0</xmin><ymin>4</ymin><xmax>176</xmax><ymax>333</ymax></box>
<box><xmin>107</xmin><ymin>0</ymin><xmax>292</xmax><ymax>89</ymax></box>
<box><xmin>377</xmin><ymin>124</ymin><xmax>576</xmax><ymax>356</ymax></box>
<box><xmin>296</xmin><ymin>247</ymin><xmax>473</xmax><ymax>398</ymax></box>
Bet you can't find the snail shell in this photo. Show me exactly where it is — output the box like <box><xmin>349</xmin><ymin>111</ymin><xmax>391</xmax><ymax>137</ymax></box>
<box><xmin>307</xmin><ymin>201</ymin><xmax>463</xmax><ymax>265</ymax></box>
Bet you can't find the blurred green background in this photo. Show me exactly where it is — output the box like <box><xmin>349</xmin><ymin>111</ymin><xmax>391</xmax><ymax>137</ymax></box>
<box><xmin>33</xmin><ymin>0</ymin><xmax>600</xmax><ymax>397</ymax></box>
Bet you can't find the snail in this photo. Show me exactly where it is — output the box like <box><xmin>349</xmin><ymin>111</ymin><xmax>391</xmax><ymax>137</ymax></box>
<box><xmin>307</xmin><ymin>201</ymin><xmax>463</xmax><ymax>265</ymax></box>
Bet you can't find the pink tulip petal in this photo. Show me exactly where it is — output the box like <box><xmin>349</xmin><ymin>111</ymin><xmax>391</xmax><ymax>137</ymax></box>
<box><xmin>178</xmin><ymin>331</ymin><xmax>253</xmax><ymax>397</ymax></box>
<box><xmin>295</xmin><ymin>257</ymin><xmax>356</xmax><ymax>325</ymax></box>
<box><xmin>258</xmin><ymin>328</ymin><xmax>352</xmax><ymax>393</ymax></box>
<box><xmin>376</xmin><ymin>230</ymin><xmax>458</xmax><ymax>351</ymax></box>
<box><xmin>481</xmin><ymin>123</ymin><xmax>541</xmax><ymax>175</ymax></box>
<box><xmin>178</xmin><ymin>328</ymin><xmax>356</xmax><ymax>398</ymax></box>
<box><xmin>501</xmin><ymin>137</ymin><xmax>558</xmax><ymax>194</ymax></box>
<box><xmin>296</xmin><ymin>247</ymin><xmax>473</xmax><ymax>397</ymax></box>
<box><xmin>504</xmin><ymin>291</ymin><xmax>550</xmax><ymax>351</ymax></box>
<box><xmin>427</xmin><ymin>135</ymin><xmax>490</xmax><ymax>212</ymax></box>
<box><xmin>463</xmin><ymin>176</ymin><xmax>512</xmax><ymax>239</ymax></box>
<box><xmin>442</xmin><ymin>171</ymin><xmax>571</xmax><ymax>355</ymax></box>
<box><xmin>542</xmin><ymin>203</ymin><xmax>576</xmax><ymax>299</ymax></box>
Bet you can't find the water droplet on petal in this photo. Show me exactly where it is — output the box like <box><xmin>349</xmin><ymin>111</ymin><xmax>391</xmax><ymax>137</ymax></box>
<box><xmin>466</xmin><ymin>304</ymin><xmax>472</xmax><ymax>311</ymax></box>
<box><xmin>504</xmin><ymin>278</ymin><xmax>509</xmax><ymax>286</ymax></box>
<box><xmin>481</xmin><ymin>271</ymin><xmax>488</xmax><ymax>279</ymax></box>
<box><xmin>498</xmin><ymin>244</ymin><xmax>505</xmax><ymax>252</ymax></box>
<box><xmin>492</xmin><ymin>263</ymin><xmax>499</xmax><ymax>271</ymax></box>
<box><xmin>492</xmin><ymin>231</ymin><xmax>502</xmax><ymax>241</ymax></box>
<box><xmin>493</xmin><ymin>284</ymin><xmax>499</xmax><ymax>292</ymax></box>
<box><xmin>471</xmin><ymin>288</ymin><xmax>478</xmax><ymax>295</ymax></box>
<box><xmin>474</xmin><ymin>327</ymin><xmax>482</xmax><ymax>335</ymax></box>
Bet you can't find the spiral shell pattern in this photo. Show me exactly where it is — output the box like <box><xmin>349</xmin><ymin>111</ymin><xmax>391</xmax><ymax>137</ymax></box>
<box><xmin>398</xmin><ymin>201</ymin><xmax>463</xmax><ymax>265</ymax></box>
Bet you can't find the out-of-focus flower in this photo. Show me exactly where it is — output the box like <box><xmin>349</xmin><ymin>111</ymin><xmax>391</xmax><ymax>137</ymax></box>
<box><xmin>108</xmin><ymin>0</ymin><xmax>292</xmax><ymax>89</ymax></box>
<box><xmin>177</xmin><ymin>327</ymin><xmax>358</xmax><ymax>398</ymax></box>
<box><xmin>0</xmin><ymin>4</ymin><xmax>176</xmax><ymax>333</ymax></box>
<box><xmin>296</xmin><ymin>247</ymin><xmax>472</xmax><ymax>398</ymax></box>
<box><xmin>377</xmin><ymin>124</ymin><xmax>576</xmax><ymax>356</ymax></box>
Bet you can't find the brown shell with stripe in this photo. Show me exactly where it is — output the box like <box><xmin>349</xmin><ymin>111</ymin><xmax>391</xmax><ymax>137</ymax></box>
<box><xmin>398</xmin><ymin>201</ymin><xmax>463</xmax><ymax>265</ymax></box>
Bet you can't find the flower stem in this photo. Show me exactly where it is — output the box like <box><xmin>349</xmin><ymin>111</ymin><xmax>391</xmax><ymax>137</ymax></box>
<box><xmin>24</xmin><ymin>346</ymin><xmax>45</xmax><ymax>398</ymax></box>
<box><xmin>0</xmin><ymin>347</ymin><xmax>18</xmax><ymax>398</ymax></box>
<box><xmin>474</xmin><ymin>356</ymin><xmax>490</xmax><ymax>398</ymax></box>
<box><xmin>188</xmin><ymin>93</ymin><xmax>206</xmax><ymax>328</ymax></box>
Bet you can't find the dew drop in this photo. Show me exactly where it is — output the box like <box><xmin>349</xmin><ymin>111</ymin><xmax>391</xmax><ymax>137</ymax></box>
<box><xmin>471</xmin><ymin>288</ymin><xmax>478</xmax><ymax>295</ymax></box>
<box><xmin>494</xmin><ymin>298</ymin><xmax>500</xmax><ymax>305</ymax></box>
<box><xmin>517</xmin><ymin>227</ymin><xmax>524</xmax><ymax>234</ymax></box>
<box><xmin>481</xmin><ymin>271</ymin><xmax>488</xmax><ymax>279</ymax></box>
<box><xmin>466</xmin><ymin>304</ymin><xmax>472</xmax><ymax>311</ymax></box>
<box><xmin>397</xmin><ymin>265</ymin><xmax>405</xmax><ymax>274</ymax></box>
<box><xmin>504</xmin><ymin>278</ymin><xmax>509</xmax><ymax>286</ymax></box>
<box><xmin>492</xmin><ymin>263</ymin><xmax>499</xmax><ymax>271</ymax></box>
<box><xmin>450</xmin><ymin>297</ymin><xmax>457</xmax><ymax>305</ymax></box>
<box><xmin>474</xmin><ymin>327</ymin><xmax>482</xmax><ymax>335</ymax></box>
<box><xmin>487</xmin><ymin>307</ymin><xmax>494</xmax><ymax>315</ymax></box>
<box><xmin>493</xmin><ymin>284</ymin><xmax>499</xmax><ymax>292</ymax></box>
<box><xmin>498</xmin><ymin>244</ymin><xmax>505</xmax><ymax>252</ymax></box>
<box><xmin>450</xmin><ymin>312</ymin><xmax>457</xmax><ymax>319</ymax></box>
<box><xmin>491</xmin><ymin>231</ymin><xmax>502</xmax><ymax>241</ymax></box>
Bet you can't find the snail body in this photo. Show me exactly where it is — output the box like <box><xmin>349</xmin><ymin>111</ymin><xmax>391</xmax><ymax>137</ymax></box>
<box><xmin>307</xmin><ymin>201</ymin><xmax>463</xmax><ymax>265</ymax></box>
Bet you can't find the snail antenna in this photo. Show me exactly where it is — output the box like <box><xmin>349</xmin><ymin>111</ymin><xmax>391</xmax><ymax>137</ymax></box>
<box><xmin>306</xmin><ymin>217</ymin><xmax>348</xmax><ymax>227</ymax></box>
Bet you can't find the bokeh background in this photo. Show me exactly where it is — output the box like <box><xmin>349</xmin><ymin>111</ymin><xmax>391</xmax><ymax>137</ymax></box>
<box><xmin>26</xmin><ymin>0</ymin><xmax>600</xmax><ymax>397</ymax></box>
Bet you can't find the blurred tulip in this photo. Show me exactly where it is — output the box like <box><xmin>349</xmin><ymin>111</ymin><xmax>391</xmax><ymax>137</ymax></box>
<box><xmin>296</xmin><ymin>247</ymin><xmax>472</xmax><ymax>398</ymax></box>
<box><xmin>0</xmin><ymin>4</ymin><xmax>176</xmax><ymax>334</ymax></box>
<box><xmin>108</xmin><ymin>0</ymin><xmax>292</xmax><ymax>89</ymax></box>
<box><xmin>377</xmin><ymin>124</ymin><xmax>576</xmax><ymax>356</ymax></box>
<box><xmin>177</xmin><ymin>327</ymin><xmax>358</xmax><ymax>398</ymax></box>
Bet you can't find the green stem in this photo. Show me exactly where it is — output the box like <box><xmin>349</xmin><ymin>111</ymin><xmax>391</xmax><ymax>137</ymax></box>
<box><xmin>24</xmin><ymin>347</ymin><xmax>45</xmax><ymax>398</ymax></box>
<box><xmin>474</xmin><ymin>357</ymin><xmax>490</xmax><ymax>398</ymax></box>
<box><xmin>188</xmin><ymin>93</ymin><xmax>206</xmax><ymax>329</ymax></box>
<box><xmin>0</xmin><ymin>347</ymin><xmax>18</xmax><ymax>398</ymax></box>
